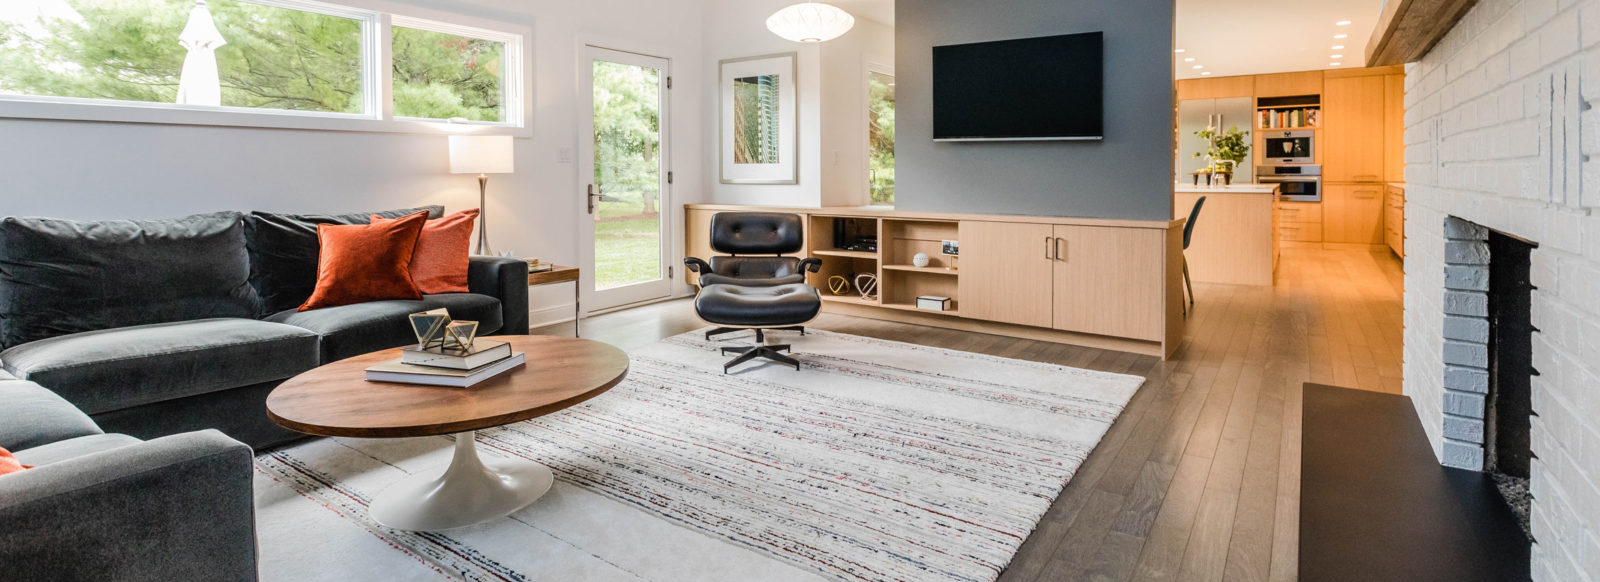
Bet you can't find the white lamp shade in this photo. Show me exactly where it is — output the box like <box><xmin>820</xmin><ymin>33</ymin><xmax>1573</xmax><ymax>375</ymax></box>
<box><xmin>448</xmin><ymin>135</ymin><xmax>515</xmax><ymax>174</ymax></box>
<box><xmin>766</xmin><ymin>2</ymin><xmax>855</xmax><ymax>43</ymax></box>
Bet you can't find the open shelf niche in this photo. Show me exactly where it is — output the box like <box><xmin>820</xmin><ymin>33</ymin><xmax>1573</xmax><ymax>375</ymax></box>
<box><xmin>879</xmin><ymin>219</ymin><xmax>960</xmax><ymax>316</ymax></box>
<box><xmin>809</xmin><ymin>215</ymin><xmax>882</xmax><ymax>305</ymax></box>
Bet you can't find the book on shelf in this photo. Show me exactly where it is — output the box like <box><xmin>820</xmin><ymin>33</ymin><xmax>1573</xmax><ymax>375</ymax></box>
<box><xmin>401</xmin><ymin>339</ymin><xmax>512</xmax><ymax>370</ymax></box>
<box><xmin>365</xmin><ymin>352</ymin><xmax>526</xmax><ymax>387</ymax></box>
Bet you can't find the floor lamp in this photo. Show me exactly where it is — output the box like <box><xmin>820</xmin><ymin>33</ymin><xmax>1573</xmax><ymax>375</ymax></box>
<box><xmin>448</xmin><ymin>135</ymin><xmax>515</xmax><ymax>256</ymax></box>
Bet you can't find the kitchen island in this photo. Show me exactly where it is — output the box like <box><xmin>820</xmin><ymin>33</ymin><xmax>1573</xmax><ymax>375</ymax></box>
<box><xmin>1174</xmin><ymin>184</ymin><xmax>1279</xmax><ymax>286</ymax></box>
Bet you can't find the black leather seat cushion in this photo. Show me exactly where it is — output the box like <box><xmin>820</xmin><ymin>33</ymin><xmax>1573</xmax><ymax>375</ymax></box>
<box><xmin>701</xmin><ymin>256</ymin><xmax>804</xmax><ymax>287</ymax></box>
<box><xmin>694</xmin><ymin>284</ymin><xmax>821</xmax><ymax>327</ymax></box>
<box><xmin>265</xmin><ymin>293</ymin><xmax>503</xmax><ymax>363</ymax></box>
<box><xmin>0</xmin><ymin>318</ymin><xmax>320</xmax><ymax>415</ymax></box>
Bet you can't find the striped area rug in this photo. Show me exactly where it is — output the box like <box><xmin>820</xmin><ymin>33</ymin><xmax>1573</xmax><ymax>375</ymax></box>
<box><xmin>254</xmin><ymin>328</ymin><xmax>1144</xmax><ymax>582</ymax></box>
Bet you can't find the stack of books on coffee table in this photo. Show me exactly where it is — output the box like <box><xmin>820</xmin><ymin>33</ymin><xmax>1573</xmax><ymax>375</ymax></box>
<box><xmin>364</xmin><ymin>340</ymin><xmax>525</xmax><ymax>387</ymax></box>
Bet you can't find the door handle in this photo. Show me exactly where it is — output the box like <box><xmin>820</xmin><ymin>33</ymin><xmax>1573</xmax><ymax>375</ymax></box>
<box><xmin>586</xmin><ymin>184</ymin><xmax>621</xmax><ymax>214</ymax></box>
<box><xmin>1055</xmin><ymin>237</ymin><xmax>1065</xmax><ymax>262</ymax></box>
<box><xmin>1045</xmin><ymin>235</ymin><xmax>1054</xmax><ymax>260</ymax></box>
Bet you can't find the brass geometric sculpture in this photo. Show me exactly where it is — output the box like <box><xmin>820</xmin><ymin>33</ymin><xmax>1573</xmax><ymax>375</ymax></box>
<box><xmin>410</xmin><ymin>309</ymin><xmax>481</xmax><ymax>353</ymax></box>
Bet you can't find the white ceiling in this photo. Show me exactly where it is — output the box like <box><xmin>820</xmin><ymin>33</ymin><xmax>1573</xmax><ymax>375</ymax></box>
<box><xmin>819</xmin><ymin>0</ymin><xmax>1387</xmax><ymax>80</ymax></box>
<box><xmin>1174</xmin><ymin>0</ymin><xmax>1387</xmax><ymax>79</ymax></box>
<box><xmin>830</xmin><ymin>0</ymin><xmax>894</xmax><ymax>27</ymax></box>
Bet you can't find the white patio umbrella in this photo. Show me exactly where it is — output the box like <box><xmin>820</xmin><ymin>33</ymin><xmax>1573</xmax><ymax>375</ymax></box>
<box><xmin>175</xmin><ymin>0</ymin><xmax>226</xmax><ymax>106</ymax></box>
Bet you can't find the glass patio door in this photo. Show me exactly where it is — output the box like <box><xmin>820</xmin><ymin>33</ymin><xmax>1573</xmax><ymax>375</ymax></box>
<box><xmin>580</xmin><ymin>46</ymin><xmax>672</xmax><ymax>313</ymax></box>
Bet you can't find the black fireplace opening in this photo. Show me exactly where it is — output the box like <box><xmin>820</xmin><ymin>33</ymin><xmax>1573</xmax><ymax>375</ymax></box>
<box><xmin>1486</xmin><ymin>229</ymin><xmax>1537</xmax><ymax>538</ymax></box>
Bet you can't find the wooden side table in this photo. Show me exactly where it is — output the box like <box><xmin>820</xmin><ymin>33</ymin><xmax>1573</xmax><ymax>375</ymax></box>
<box><xmin>528</xmin><ymin>265</ymin><xmax>581</xmax><ymax>337</ymax></box>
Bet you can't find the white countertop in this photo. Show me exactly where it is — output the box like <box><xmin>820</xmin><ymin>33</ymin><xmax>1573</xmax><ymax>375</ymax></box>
<box><xmin>1174</xmin><ymin>183</ymin><xmax>1279</xmax><ymax>195</ymax></box>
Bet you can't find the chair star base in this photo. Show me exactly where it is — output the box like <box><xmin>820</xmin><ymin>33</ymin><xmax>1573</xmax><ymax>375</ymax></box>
<box><xmin>719</xmin><ymin>344</ymin><xmax>799</xmax><ymax>373</ymax></box>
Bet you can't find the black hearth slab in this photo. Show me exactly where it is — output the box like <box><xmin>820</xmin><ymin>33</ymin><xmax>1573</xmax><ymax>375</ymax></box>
<box><xmin>1300</xmin><ymin>383</ymin><xmax>1531</xmax><ymax>582</ymax></box>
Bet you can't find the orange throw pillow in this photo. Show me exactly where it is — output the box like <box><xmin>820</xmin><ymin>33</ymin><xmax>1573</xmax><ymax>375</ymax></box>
<box><xmin>298</xmin><ymin>211</ymin><xmax>428</xmax><ymax>311</ymax></box>
<box><xmin>0</xmin><ymin>446</ymin><xmax>29</xmax><ymax>476</ymax></box>
<box><xmin>372</xmin><ymin>208</ymin><xmax>477</xmax><ymax>294</ymax></box>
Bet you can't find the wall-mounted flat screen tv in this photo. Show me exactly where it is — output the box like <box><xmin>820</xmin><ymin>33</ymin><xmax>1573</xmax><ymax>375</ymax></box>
<box><xmin>933</xmin><ymin>31</ymin><xmax>1104</xmax><ymax>141</ymax></box>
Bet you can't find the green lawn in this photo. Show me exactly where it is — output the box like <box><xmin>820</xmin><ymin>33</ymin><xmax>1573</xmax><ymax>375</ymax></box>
<box><xmin>594</xmin><ymin>195</ymin><xmax>661</xmax><ymax>289</ymax></box>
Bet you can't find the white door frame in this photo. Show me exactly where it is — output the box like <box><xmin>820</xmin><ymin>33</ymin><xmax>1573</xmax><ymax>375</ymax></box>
<box><xmin>578</xmin><ymin>45</ymin><xmax>673</xmax><ymax>314</ymax></box>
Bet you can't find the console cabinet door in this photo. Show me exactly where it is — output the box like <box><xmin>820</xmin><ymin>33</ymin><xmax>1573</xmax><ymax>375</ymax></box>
<box><xmin>957</xmin><ymin>221</ymin><xmax>1054</xmax><ymax>328</ymax></box>
<box><xmin>1052</xmin><ymin>225</ymin><xmax>1165</xmax><ymax>341</ymax></box>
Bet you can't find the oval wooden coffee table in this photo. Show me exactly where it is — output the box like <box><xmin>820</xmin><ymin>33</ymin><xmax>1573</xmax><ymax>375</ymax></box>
<box><xmin>266</xmin><ymin>335</ymin><xmax>629</xmax><ymax>532</ymax></box>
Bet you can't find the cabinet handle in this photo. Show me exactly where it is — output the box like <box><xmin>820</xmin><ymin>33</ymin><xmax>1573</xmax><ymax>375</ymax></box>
<box><xmin>1355</xmin><ymin>174</ymin><xmax>1380</xmax><ymax>181</ymax></box>
<box><xmin>1056</xmin><ymin>237</ymin><xmax>1066</xmax><ymax>262</ymax></box>
<box><xmin>1045</xmin><ymin>236</ymin><xmax>1054</xmax><ymax>260</ymax></box>
<box><xmin>1356</xmin><ymin>190</ymin><xmax>1379</xmax><ymax>199</ymax></box>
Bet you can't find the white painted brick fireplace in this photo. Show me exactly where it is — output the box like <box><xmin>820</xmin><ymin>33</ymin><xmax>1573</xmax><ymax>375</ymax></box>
<box><xmin>1406</xmin><ymin>0</ymin><xmax>1600</xmax><ymax>578</ymax></box>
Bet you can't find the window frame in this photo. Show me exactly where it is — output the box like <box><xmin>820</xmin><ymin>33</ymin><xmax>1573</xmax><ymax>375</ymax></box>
<box><xmin>864</xmin><ymin>58</ymin><xmax>895</xmax><ymax>207</ymax></box>
<box><xmin>389</xmin><ymin>15</ymin><xmax>524</xmax><ymax>128</ymax></box>
<box><xmin>0</xmin><ymin>0</ymin><xmax>530</xmax><ymax>136</ymax></box>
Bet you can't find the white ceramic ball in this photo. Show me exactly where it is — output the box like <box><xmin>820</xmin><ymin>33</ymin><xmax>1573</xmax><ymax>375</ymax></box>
<box><xmin>912</xmin><ymin>252</ymin><xmax>930</xmax><ymax>268</ymax></box>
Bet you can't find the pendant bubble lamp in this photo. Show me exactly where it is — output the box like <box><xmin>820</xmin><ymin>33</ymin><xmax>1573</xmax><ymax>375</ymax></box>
<box><xmin>766</xmin><ymin>1</ymin><xmax>855</xmax><ymax>43</ymax></box>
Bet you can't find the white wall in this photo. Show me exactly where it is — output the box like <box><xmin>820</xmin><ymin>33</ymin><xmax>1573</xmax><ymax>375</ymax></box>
<box><xmin>699</xmin><ymin>0</ymin><xmax>894</xmax><ymax>208</ymax></box>
<box><xmin>819</xmin><ymin>18</ymin><xmax>895</xmax><ymax>207</ymax></box>
<box><xmin>1405</xmin><ymin>0</ymin><xmax>1600</xmax><ymax>578</ymax></box>
<box><xmin>0</xmin><ymin>0</ymin><xmax>706</xmax><ymax>326</ymax></box>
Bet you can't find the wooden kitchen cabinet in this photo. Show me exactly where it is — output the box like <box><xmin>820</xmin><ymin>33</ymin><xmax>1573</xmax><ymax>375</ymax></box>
<box><xmin>957</xmin><ymin>221</ymin><xmax>1054</xmax><ymax>328</ymax></box>
<box><xmin>1386</xmin><ymin>184</ymin><xmax>1406</xmax><ymax>257</ymax></box>
<box><xmin>1385</xmin><ymin>74</ymin><xmax>1406</xmax><ymax>183</ymax></box>
<box><xmin>1253</xmin><ymin>71</ymin><xmax>1324</xmax><ymax>97</ymax></box>
<box><xmin>1323</xmin><ymin>184</ymin><xmax>1386</xmax><ymax>244</ymax></box>
<box><xmin>1324</xmin><ymin>75</ymin><xmax>1387</xmax><ymax>183</ymax></box>
<box><xmin>1051</xmin><ymin>225</ymin><xmax>1166</xmax><ymax>342</ymax></box>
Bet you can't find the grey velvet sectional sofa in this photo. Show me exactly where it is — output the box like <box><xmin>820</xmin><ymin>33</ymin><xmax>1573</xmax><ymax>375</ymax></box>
<box><xmin>0</xmin><ymin>205</ymin><xmax>529</xmax><ymax>449</ymax></box>
<box><xmin>0</xmin><ymin>206</ymin><xmax>529</xmax><ymax>580</ymax></box>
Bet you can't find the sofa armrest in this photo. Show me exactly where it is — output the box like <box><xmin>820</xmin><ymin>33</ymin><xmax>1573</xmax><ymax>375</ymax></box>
<box><xmin>0</xmin><ymin>430</ymin><xmax>258</xmax><ymax>582</ymax></box>
<box><xmin>468</xmin><ymin>256</ymin><xmax>530</xmax><ymax>335</ymax></box>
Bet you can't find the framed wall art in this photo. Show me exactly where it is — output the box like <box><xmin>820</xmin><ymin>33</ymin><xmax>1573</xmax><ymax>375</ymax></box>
<box><xmin>719</xmin><ymin>52</ymin><xmax>798</xmax><ymax>184</ymax></box>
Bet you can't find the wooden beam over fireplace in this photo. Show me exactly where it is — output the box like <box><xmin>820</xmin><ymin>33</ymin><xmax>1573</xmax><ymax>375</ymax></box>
<box><xmin>1365</xmin><ymin>0</ymin><xmax>1481</xmax><ymax>67</ymax></box>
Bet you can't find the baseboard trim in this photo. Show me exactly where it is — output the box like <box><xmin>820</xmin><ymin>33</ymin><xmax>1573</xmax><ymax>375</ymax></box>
<box><xmin>820</xmin><ymin>301</ymin><xmax>1164</xmax><ymax>358</ymax></box>
<box><xmin>528</xmin><ymin>303</ymin><xmax>575</xmax><ymax>328</ymax></box>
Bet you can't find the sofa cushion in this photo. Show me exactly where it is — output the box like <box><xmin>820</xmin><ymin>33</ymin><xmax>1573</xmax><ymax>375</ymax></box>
<box><xmin>244</xmin><ymin>206</ymin><xmax>443</xmax><ymax>315</ymax></box>
<box><xmin>0</xmin><ymin>380</ymin><xmax>103</xmax><ymax>451</ymax></box>
<box><xmin>13</xmin><ymin>434</ymin><xmax>141</xmax><ymax>467</ymax></box>
<box><xmin>0</xmin><ymin>319</ymin><xmax>319</xmax><ymax>415</ymax></box>
<box><xmin>266</xmin><ymin>293</ymin><xmax>503</xmax><ymax>363</ymax></box>
<box><xmin>0</xmin><ymin>212</ymin><xmax>258</xmax><ymax>349</ymax></box>
<box><xmin>299</xmin><ymin>211</ymin><xmax>428</xmax><ymax>311</ymax></box>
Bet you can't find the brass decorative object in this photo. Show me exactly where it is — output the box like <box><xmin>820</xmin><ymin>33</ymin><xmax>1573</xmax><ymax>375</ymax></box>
<box><xmin>827</xmin><ymin>275</ymin><xmax>852</xmax><ymax>295</ymax></box>
<box><xmin>444</xmin><ymin>320</ymin><xmax>479</xmax><ymax>351</ymax></box>
<box><xmin>409</xmin><ymin>309</ymin><xmax>452</xmax><ymax>350</ymax></box>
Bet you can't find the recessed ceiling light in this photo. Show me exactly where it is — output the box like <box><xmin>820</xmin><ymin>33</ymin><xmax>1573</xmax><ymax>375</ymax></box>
<box><xmin>1330</xmin><ymin>62</ymin><xmax>1342</xmax><ymax>66</ymax></box>
<box><xmin>1334</xmin><ymin>34</ymin><xmax>1348</xmax><ymax>39</ymax></box>
<box><xmin>1175</xmin><ymin>48</ymin><xmax>1186</xmax><ymax>53</ymax></box>
<box><xmin>1184</xmin><ymin>57</ymin><xmax>1196</xmax><ymax>62</ymax></box>
<box><xmin>1332</xmin><ymin>45</ymin><xmax>1346</xmax><ymax>50</ymax></box>
<box><xmin>1193</xmin><ymin>65</ymin><xmax>1204</xmax><ymax>69</ymax></box>
<box><xmin>1331</xmin><ymin>54</ymin><xmax>1344</xmax><ymax>58</ymax></box>
<box><xmin>1336</xmin><ymin>20</ymin><xmax>1352</xmax><ymax>26</ymax></box>
<box><xmin>1201</xmin><ymin>71</ymin><xmax>1212</xmax><ymax>76</ymax></box>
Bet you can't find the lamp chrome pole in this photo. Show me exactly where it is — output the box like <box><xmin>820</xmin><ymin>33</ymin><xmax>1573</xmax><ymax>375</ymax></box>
<box><xmin>475</xmin><ymin>173</ymin><xmax>491</xmax><ymax>256</ymax></box>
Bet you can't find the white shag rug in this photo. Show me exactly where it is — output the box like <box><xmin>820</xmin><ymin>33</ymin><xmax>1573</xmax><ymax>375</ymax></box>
<box><xmin>254</xmin><ymin>328</ymin><xmax>1144</xmax><ymax>582</ymax></box>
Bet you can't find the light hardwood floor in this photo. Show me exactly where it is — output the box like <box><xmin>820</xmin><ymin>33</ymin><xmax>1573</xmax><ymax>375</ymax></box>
<box><xmin>533</xmin><ymin>246</ymin><xmax>1405</xmax><ymax>582</ymax></box>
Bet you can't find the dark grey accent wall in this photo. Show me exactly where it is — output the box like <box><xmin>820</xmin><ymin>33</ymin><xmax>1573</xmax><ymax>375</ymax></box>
<box><xmin>895</xmin><ymin>0</ymin><xmax>1175</xmax><ymax>220</ymax></box>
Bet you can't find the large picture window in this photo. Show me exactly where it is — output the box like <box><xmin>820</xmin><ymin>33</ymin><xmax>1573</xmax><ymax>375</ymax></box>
<box><xmin>0</xmin><ymin>0</ymin><xmax>525</xmax><ymax>132</ymax></box>
<box><xmin>391</xmin><ymin>21</ymin><xmax>510</xmax><ymax>123</ymax></box>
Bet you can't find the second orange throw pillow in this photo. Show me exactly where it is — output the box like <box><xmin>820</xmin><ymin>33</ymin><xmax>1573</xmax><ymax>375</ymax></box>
<box><xmin>372</xmin><ymin>208</ymin><xmax>478</xmax><ymax>294</ymax></box>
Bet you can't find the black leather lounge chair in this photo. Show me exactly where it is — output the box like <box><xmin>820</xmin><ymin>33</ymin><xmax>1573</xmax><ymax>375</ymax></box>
<box><xmin>684</xmin><ymin>212</ymin><xmax>823</xmax><ymax>373</ymax></box>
